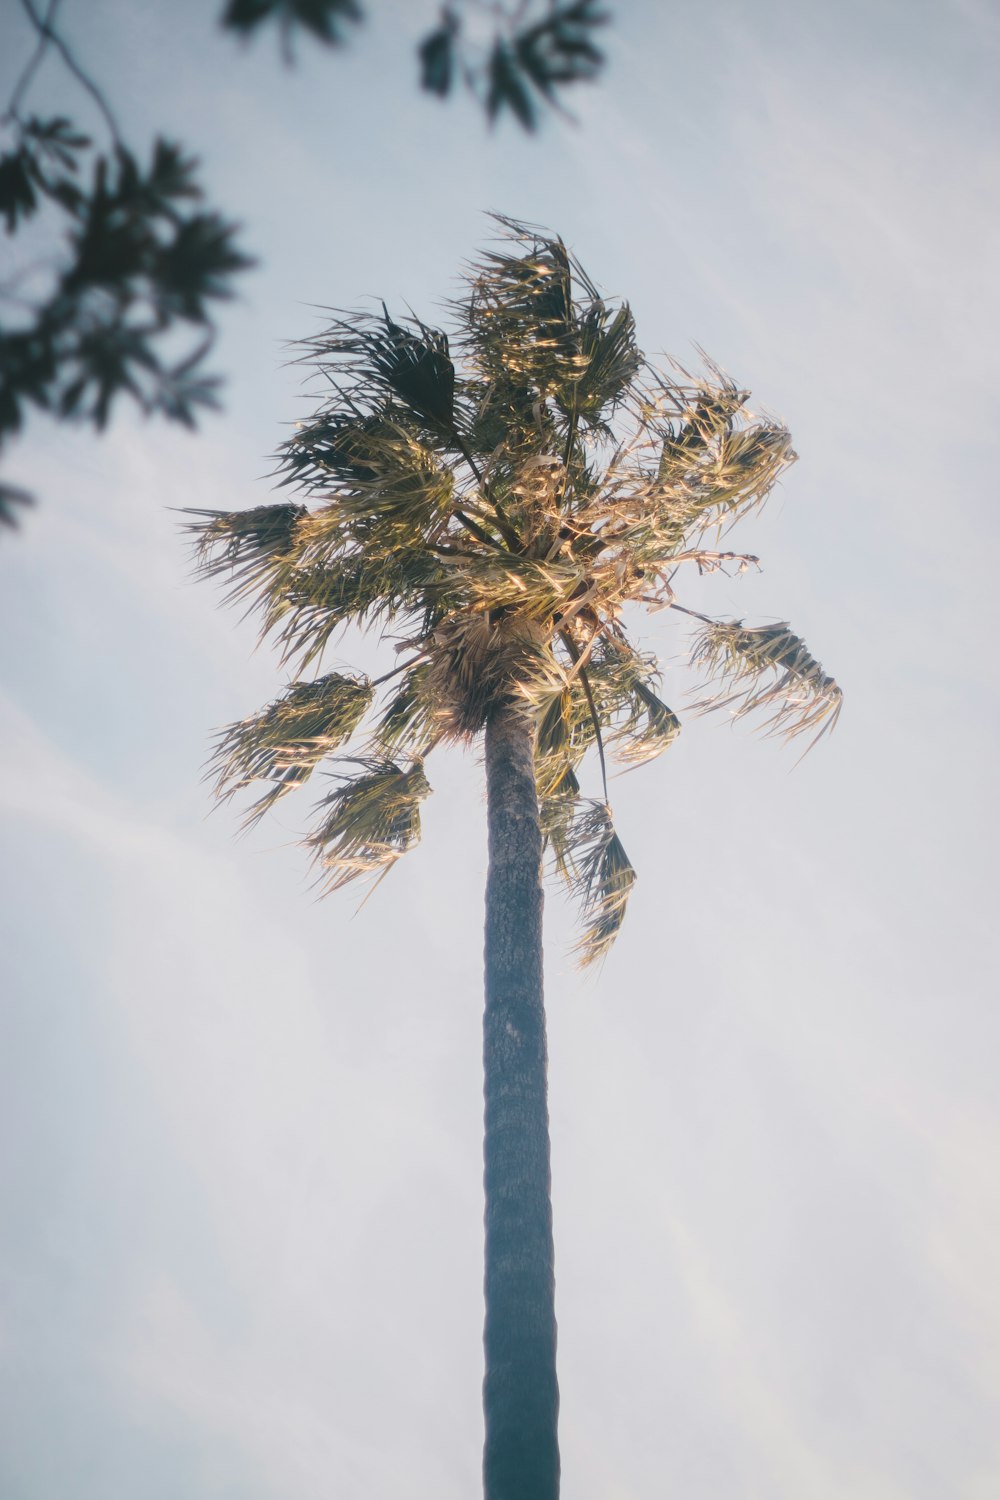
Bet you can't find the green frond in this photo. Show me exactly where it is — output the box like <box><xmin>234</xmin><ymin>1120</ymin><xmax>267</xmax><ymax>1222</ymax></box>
<box><xmin>462</xmin><ymin>218</ymin><xmax>642</xmax><ymax>432</ymax></box>
<box><xmin>183</xmin><ymin>503</ymin><xmax>308</xmax><ymax>601</ymax></box>
<box><xmin>299</xmin><ymin>307</ymin><xmax>457</xmax><ymax>431</ymax></box>
<box><xmin>372</xmin><ymin>662</ymin><xmax>435</xmax><ymax>755</ymax></box>
<box><xmin>539</xmin><ymin>764</ymin><xmax>580</xmax><ymax>876</ymax></box>
<box><xmin>306</xmin><ymin>758</ymin><xmax>431</xmax><ymax>893</ymax></box>
<box><xmin>532</xmin><ymin>679</ymin><xmax>591</xmax><ymax>796</ymax></box>
<box><xmin>465</xmin><ymin>225</ymin><xmax>581</xmax><ymax>393</ymax></box>
<box><xmin>570</xmin><ymin>300</ymin><xmax>642</xmax><ymax>424</ymax></box>
<box><xmin>556</xmin><ymin>799</ymin><xmax>636</xmax><ymax>967</ymax></box>
<box><xmin>534</xmin><ymin>682</ymin><xmax>573</xmax><ymax>794</ymax></box>
<box><xmin>627</xmin><ymin>373</ymin><xmax>796</xmax><ymax>534</ymax></box>
<box><xmin>261</xmin><ymin>546</ymin><xmax>448</xmax><ymax>668</ymax></box>
<box><xmin>703</xmin><ymin>423</ymin><xmax>796</xmax><ymax>512</ymax></box>
<box><xmin>369</xmin><ymin>309</ymin><xmax>456</xmax><ymax>429</ymax></box>
<box><xmin>691</xmin><ymin>621</ymin><xmax>843</xmax><ymax>748</ymax></box>
<box><xmin>455</xmin><ymin>549</ymin><xmax>585</xmax><ymax>618</ymax></box>
<box><xmin>275</xmin><ymin>411</ymin><xmax>396</xmax><ymax>492</ymax></box>
<box><xmin>657</xmin><ymin>381</ymin><xmax>749</xmax><ymax>456</ymax></box>
<box><xmin>209</xmin><ymin>672</ymin><xmax>374</xmax><ymax>828</ymax></box>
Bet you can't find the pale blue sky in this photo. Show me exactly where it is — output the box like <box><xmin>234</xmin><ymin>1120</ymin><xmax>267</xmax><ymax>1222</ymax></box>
<box><xmin>2</xmin><ymin>2</ymin><xmax>999</xmax><ymax>1497</ymax></box>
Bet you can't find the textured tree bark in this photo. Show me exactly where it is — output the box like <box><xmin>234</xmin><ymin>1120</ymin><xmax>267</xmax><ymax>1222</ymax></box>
<box><xmin>482</xmin><ymin>699</ymin><xmax>559</xmax><ymax>1500</ymax></box>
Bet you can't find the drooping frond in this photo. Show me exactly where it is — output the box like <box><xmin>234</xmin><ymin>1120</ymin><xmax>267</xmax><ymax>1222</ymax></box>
<box><xmin>612</xmin><ymin>679</ymin><xmax>682</xmax><ymax>766</ymax></box>
<box><xmin>531</xmin><ymin>664</ymin><xmax>608</xmax><ymax>797</ymax></box>
<box><xmin>691</xmin><ymin>621</ymin><xmax>843</xmax><ymax>748</ymax></box>
<box><xmin>260</xmin><ymin>545</ymin><xmax>448</xmax><ymax>669</ymax></box>
<box><xmin>209</xmin><ymin>672</ymin><xmax>374</xmax><ymax>828</ymax></box>
<box><xmin>555</xmin><ymin>799</ymin><xmax>637</xmax><ymax>967</ymax></box>
<box><xmin>372</xmin><ymin>662</ymin><xmax>435</xmax><ymax>756</ymax></box>
<box><xmin>306</xmin><ymin>758</ymin><xmax>432</xmax><ymax>893</ymax></box>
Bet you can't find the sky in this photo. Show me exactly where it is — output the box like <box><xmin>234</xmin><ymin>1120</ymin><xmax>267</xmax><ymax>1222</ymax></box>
<box><xmin>1</xmin><ymin>1</ymin><xmax>999</xmax><ymax>1496</ymax></box>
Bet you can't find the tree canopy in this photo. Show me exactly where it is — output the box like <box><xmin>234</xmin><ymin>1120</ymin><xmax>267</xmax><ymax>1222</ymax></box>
<box><xmin>188</xmin><ymin>215</ymin><xmax>842</xmax><ymax>964</ymax></box>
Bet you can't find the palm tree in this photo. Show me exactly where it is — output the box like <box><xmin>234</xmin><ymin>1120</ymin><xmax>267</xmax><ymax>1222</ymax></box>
<box><xmin>186</xmin><ymin>216</ymin><xmax>841</xmax><ymax>1500</ymax></box>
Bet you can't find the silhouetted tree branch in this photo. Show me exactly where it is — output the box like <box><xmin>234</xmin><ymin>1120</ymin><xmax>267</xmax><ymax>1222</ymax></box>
<box><xmin>1</xmin><ymin>1</ymin><xmax>612</xmax><ymax>527</ymax></box>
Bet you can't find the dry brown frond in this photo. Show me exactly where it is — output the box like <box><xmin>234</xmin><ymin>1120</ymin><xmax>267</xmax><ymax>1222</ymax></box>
<box><xmin>424</xmin><ymin>612</ymin><xmax>555</xmax><ymax>738</ymax></box>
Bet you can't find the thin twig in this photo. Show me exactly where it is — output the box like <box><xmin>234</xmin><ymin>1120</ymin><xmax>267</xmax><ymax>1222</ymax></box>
<box><xmin>369</xmin><ymin>653</ymin><xmax>428</xmax><ymax>689</ymax></box>
<box><xmin>18</xmin><ymin>0</ymin><xmax>122</xmax><ymax>145</ymax></box>
<box><xmin>4</xmin><ymin>0</ymin><xmax>60</xmax><ymax>124</ymax></box>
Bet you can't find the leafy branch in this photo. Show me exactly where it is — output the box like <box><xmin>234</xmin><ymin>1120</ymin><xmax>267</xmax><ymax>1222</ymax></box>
<box><xmin>1</xmin><ymin>0</ymin><xmax>253</xmax><ymax>526</ymax></box>
<box><xmin>2</xmin><ymin>1</ymin><xmax>613</xmax><ymax>528</ymax></box>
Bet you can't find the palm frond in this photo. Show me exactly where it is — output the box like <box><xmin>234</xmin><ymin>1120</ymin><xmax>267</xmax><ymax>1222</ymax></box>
<box><xmin>538</xmin><ymin>763</ymin><xmax>580</xmax><ymax>875</ymax></box>
<box><xmin>261</xmin><ymin>546</ymin><xmax>448</xmax><ymax>669</ymax></box>
<box><xmin>275</xmin><ymin>410</ymin><xmax>395</xmax><ymax>491</ymax></box>
<box><xmin>463</xmin><ymin>218</ymin><xmax>642</xmax><ymax>435</ymax></box>
<box><xmin>183</xmin><ymin>503</ymin><xmax>307</xmax><ymax>600</ymax></box>
<box><xmin>570</xmin><ymin>300</ymin><xmax>641</xmax><ymax>424</ymax></box>
<box><xmin>557</xmin><ymin>799</ymin><xmax>636</xmax><ymax>967</ymax></box>
<box><xmin>691</xmin><ymin>621</ymin><xmax>843</xmax><ymax>748</ymax></box>
<box><xmin>464</xmin><ymin>222</ymin><xmax>581</xmax><ymax>394</ymax></box>
<box><xmin>531</xmin><ymin>678</ymin><xmax>594</xmax><ymax>795</ymax></box>
<box><xmin>612</xmin><ymin>680</ymin><xmax>681</xmax><ymax>766</ymax></box>
<box><xmin>299</xmin><ymin>307</ymin><xmax>457</xmax><ymax>431</ymax></box>
<box><xmin>306</xmin><ymin>758</ymin><xmax>431</xmax><ymax>893</ymax></box>
<box><xmin>209</xmin><ymin>672</ymin><xmax>374</xmax><ymax>828</ymax></box>
<box><xmin>370</xmin><ymin>309</ymin><xmax>456</xmax><ymax>429</ymax></box>
<box><xmin>372</xmin><ymin>662</ymin><xmax>435</xmax><ymax>755</ymax></box>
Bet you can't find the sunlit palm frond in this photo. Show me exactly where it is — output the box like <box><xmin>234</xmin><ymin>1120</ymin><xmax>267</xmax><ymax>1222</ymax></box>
<box><xmin>466</xmin><ymin>222</ymin><xmax>575</xmax><ymax>387</ymax></box>
<box><xmin>531</xmin><ymin>676</ymin><xmax>595</xmax><ymax>796</ymax></box>
<box><xmin>612</xmin><ymin>680</ymin><xmax>681</xmax><ymax>766</ymax></box>
<box><xmin>261</xmin><ymin>545</ymin><xmax>448</xmax><ymax>669</ymax></box>
<box><xmin>306</xmin><ymin>758</ymin><xmax>431</xmax><ymax>893</ymax></box>
<box><xmin>209</xmin><ymin>672</ymin><xmax>374</xmax><ymax>828</ymax></box>
<box><xmin>691</xmin><ymin>621</ymin><xmax>843</xmax><ymax>748</ymax></box>
<box><xmin>571</xmin><ymin>300</ymin><xmax>641</xmax><ymax>425</ymax></box>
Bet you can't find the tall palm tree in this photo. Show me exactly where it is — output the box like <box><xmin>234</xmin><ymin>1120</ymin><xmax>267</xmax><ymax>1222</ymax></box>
<box><xmin>186</xmin><ymin>216</ymin><xmax>841</xmax><ymax>1500</ymax></box>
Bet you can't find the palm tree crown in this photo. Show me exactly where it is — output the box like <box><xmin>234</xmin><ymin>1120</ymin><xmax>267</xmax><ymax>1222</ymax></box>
<box><xmin>187</xmin><ymin>214</ymin><xmax>841</xmax><ymax>964</ymax></box>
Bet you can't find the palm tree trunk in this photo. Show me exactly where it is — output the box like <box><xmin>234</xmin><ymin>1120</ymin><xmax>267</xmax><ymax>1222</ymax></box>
<box><xmin>482</xmin><ymin>698</ymin><xmax>560</xmax><ymax>1500</ymax></box>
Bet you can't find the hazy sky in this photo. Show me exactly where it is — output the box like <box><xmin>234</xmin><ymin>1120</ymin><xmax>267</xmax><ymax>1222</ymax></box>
<box><xmin>2</xmin><ymin>2</ymin><xmax>999</xmax><ymax>1497</ymax></box>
